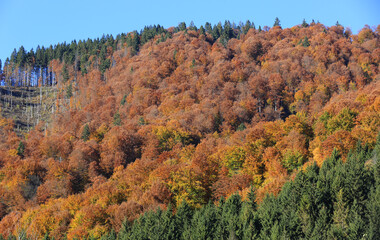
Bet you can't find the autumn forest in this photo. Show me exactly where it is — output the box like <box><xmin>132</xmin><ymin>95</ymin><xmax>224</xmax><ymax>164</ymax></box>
<box><xmin>0</xmin><ymin>19</ymin><xmax>379</xmax><ymax>239</ymax></box>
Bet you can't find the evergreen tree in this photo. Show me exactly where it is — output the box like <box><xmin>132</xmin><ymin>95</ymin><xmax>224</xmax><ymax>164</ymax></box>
<box><xmin>100</xmin><ymin>229</ymin><xmax>116</xmax><ymax>240</ymax></box>
<box><xmin>178</xmin><ymin>22</ymin><xmax>187</xmax><ymax>31</ymax></box>
<box><xmin>17</xmin><ymin>141</ymin><xmax>25</xmax><ymax>157</ymax></box>
<box><xmin>61</xmin><ymin>64</ymin><xmax>69</xmax><ymax>82</ymax></box>
<box><xmin>302</xmin><ymin>36</ymin><xmax>310</xmax><ymax>47</ymax></box>
<box><xmin>113</xmin><ymin>112</ymin><xmax>121</xmax><ymax>126</ymax></box>
<box><xmin>120</xmin><ymin>94</ymin><xmax>127</xmax><ymax>105</ymax></box>
<box><xmin>257</xmin><ymin>195</ymin><xmax>281</xmax><ymax>238</ymax></box>
<box><xmin>66</xmin><ymin>83</ymin><xmax>73</xmax><ymax>98</ymax></box>
<box><xmin>117</xmin><ymin>219</ymin><xmax>131</xmax><ymax>239</ymax></box>
<box><xmin>10</xmin><ymin>48</ymin><xmax>17</xmax><ymax>64</ymax></box>
<box><xmin>199</xmin><ymin>25</ymin><xmax>205</xmax><ymax>36</ymax></box>
<box><xmin>81</xmin><ymin>124</ymin><xmax>90</xmax><ymax>142</ymax></box>
<box><xmin>16</xmin><ymin>46</ymin><xmax>27</xmax><ymax>68</ymax></box>
<box><xmin>216</xmin><ymin>194</ymin><xmax>243</xmax><ymax>239</ymax></box>
<box><xmin>42</xmin><ymin>232</ymin><xmax>50</xmax><ymax>240</ymax></box>
<box><xmin>175</xmin><ymin>201</ymin><xmax>193</xmax><ymax>239</ymax></box>
<box><xmin>310</xmin><ymin>206</ymin><xmax>330</xmax><ymax>239</ymax></box>
<box><xmin>189</xmin><ymin>21</ymin><xmax>197</xmax><ymax>31</ymax></box>
<box><xmin>302</xmin><ymin>19</ymin><xmax>309</xmax><ymax>28</ymax></box>
<box><xmin>366</xmin><ymin>185</ymin><xmax>380</xmax><ymax>239</ymax></box>
<box><xmin>205</xmin><ymin>22</ymin><xmax>212</xmax><ymax>34</ymax></box>
<box><xmin>329</xmin><ymin>189</ymin><xmax>349</xmax><ymax>238</ymax></box>
<box><xmin>161</xmin><ymin>203</ymin><xmax>176</xmax><ymax>239</ymax></box>
<box><xmin>138</xmin><ymin>116</ymin><xmax>146</xmax><ymax>126</ymax></box>
<box><xmin>184</xmin><ymin>201</ymin><xmax>218</xmax><ymax>240</ymax></box>
<box><xmin>273</xmin><ymin>17</ymin><xmax>281</xmax><ymax>27</ymax></box>
<box><xmin>242</xmin><ymin>20</ymin><xmax>252</xmax><ymax>34</ymax></box>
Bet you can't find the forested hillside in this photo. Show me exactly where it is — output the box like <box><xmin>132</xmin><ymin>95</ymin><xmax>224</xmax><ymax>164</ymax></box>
<box><xmin>0</xmin><ymin>20</ymin><xmax>379</xmax><ymax>239</ymax></box>
<box><xmin>110</xmin><ymin>142</ymin><xmax>380</xmax><ymax>240</ymax></box>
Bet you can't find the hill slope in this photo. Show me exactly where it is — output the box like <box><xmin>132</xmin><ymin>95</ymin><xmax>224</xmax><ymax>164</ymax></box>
<box><xmin>0</xmin><ymin>21</ymin><xmax>379</xmax><ymax>238</ymax></box>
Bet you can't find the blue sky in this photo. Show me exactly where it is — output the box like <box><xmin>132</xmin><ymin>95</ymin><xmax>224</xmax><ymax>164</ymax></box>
<box><xmin>0</xmin><ymin>0</ymin><xmax>379</xmax><ymax>64</ymax></box>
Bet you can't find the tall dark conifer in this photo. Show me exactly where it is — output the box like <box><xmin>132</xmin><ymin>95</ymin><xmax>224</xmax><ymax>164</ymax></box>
<box><xmin>273</xmin><ymin>17</ymin><xmax>281</xmax><ymax>27</ymax></box>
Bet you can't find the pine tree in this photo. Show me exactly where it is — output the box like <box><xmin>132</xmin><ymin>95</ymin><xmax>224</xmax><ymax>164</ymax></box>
<box><xmin>81</xmin><ymin>124</ymin><xmax>90</xmax><ymax>142</ymax></box>
<box><xmin>66</xmin><ymin>83</ymin><xmax>73</xmax><ymax>98</ymax></box>
<box><xmin>189</xmin><ymin>21</ymin><xmax>197</xmax><ymax>31</ymax></box>
<box><xmin>366</xmin><ymin>186</ymin><xmax>380</xmax><ymax>239</ymax></box>
<box><xmin>302</xmin><ymin>37</ymin><xmax>310</xmax><ymax>47</ymax></box>
<box><xmin>329</xmin><ymin>189</ymin><xmax>349</xmax><ymax>238</ymax></box>
<box><xmin>175</xmin><ymin>201</ymin><xmax>193</xmax><ymax>239</ymax></box>
<box><xmin>17</xmin><ymin>141</ymin><xmax>25</xmax><ymax>157</ymax></box>
<box><xmin>10</xmin><ymin>48</ymin><xmax>17</xmax><ymax>64</ymax></box>
<box><xmin>178</xmin><ymin>22</ymin><xmax>187</xmax><ymax>31</ymax></box>
<box><xmin>310</xmin><ymin>206</ymin><xmax>330</xmax><ymax>239</ymax></box>
<box><xmin>248</xmin><ymin>186</ymin><xmax>257</xmax><ymax>211</ymax></box>
<box><xmin>199</xmin><ymin>25</ymin><xmax>205</xmax><ymax>36</ymax></box>
<box><xmin>273</xmin><ymin>17</ymin><xmax>281</xmax><ymax>27</ymax></box>
<box><xmin>113</xmin><ymin>112</ymin><xmax>121</xmax><ymax>126</ymax></box>
<box><xmin>61</xmin><ymin>64</ymin><xmax>69</xmax><ymax>82</ymax></box>
<box><xmin>302</xmin><ymin>19</ymin><xmax>309</xmax><ymax>28</ymax></box>
<box><xmin>117</xmin><ymin>219</ymin><xmax>131</xmax><ymax>239</ymax></box>
<box><xmin>121</xmin><ymin>94</ymin><xmax>127</xmax><ymax>105</ymax></box>
<box><xmin>243</xmin><ymin>20</ymin><xmax>252</xmax><ymax>34</ymax></box>
<box><xmin>161</xmin><ymin>203</ymin><xmax>176</xmax><ymax>239</ymax></box>
<box><xmin>16</xmin><ymin>46</ymin><xmax>26</xmax><ymax>67</ymax></box>
<box><xmin>205</xmin><ymin>22</ymin><xmax>212</xmax><ymax>34</ymax></box>
<box><xmin>100</xmin><ymin>229</ymin><xmax>116</xmax><ymax>240</ymax></box>
<box><xmin>42</xmin><ymin>232</ymin><xmax>50</xmax><ymax>240</ymax></box>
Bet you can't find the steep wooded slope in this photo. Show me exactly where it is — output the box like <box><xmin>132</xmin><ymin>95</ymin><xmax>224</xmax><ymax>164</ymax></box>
<box><xmin>0</xmin><ymin>22</ymin><xmax>379</xmax><ymax>238</ymax></box>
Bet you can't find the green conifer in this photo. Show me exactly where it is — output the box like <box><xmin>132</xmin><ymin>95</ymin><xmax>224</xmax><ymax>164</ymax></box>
<box><xmin>81</xmin><ymin>124</ymin><xmax>90</xmax><ymax>142</ymax></box>
<box><xmin>273</xmin><ymin>17</ymin><xmax>281</xmax><ymax>27</ymax></box>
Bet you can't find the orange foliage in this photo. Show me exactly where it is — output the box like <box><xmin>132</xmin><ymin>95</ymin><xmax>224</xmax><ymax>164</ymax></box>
<box><xmin>0</xmin><ymin>22</ymin><xmax>379</xmax><ymax>238</ymax></box>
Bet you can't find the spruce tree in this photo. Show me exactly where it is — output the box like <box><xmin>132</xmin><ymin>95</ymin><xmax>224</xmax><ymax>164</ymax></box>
<box><xmin>120</xmin><ymin>94</ymin><xmax>127</xmax><ymax>105</ymax></box>
<box><xmin>178</xmin><ymin>22</ymin><xmax>187</xmax><ymax>31</ymax></box>
<box><xmin>17</xmin><ymin>141</ymin><xmax>25</xmax><ymax>157</ymax></box>
<box><xmin>243</xmin><ymin>20</ymin><xmax>252</xmax><ymax>34</ymax></box>
<box><xmin>61</xmin><ymin>64</ymin><xmax>69</xmax><ymax>82</ymax></box>
<box><xmin>10</xmin><ymin>48</ymin><xmax>17</xmax><ymax>64</ymax></box>
<box><xmin>205</xmin><ymin>22</ymin><xmax>212</xmax><ymax>34</ymax></box>
<box><xmin>175</xmin><ymin>201</ymin><xmax>193</xmax><ymax>239</ymax></box>
<box><xmin>113</xmin><ymin>112</ymin><xmax>121</xmax><ymax>126</ymax></box>
<box><xmin>81</xmin><ymin>124</ymin><xmax>90</xmax><ymax>142</ymax></box>
<box><xmin>302</xmin><ymin>19</ymin><xmax>309</xmax><ymax>28</ymax></box>
<box><xmin>66</xmin><ymin>83</ymin><xmax>73</xmax><ymax>98</ymax></box>
<box><xmin>302</xmin><ymin>37</ymin><xmax>310</xmax><ymax>47</ymax></box>
<box><xmin>117</xmin><ymin>219</ymin><xmax>131</xmax><ymax>239</ymax></box>
<box><xmin>273</xmin><ymin>17</ymin><xmax>281</xmax><ymax>27</ymax></box>
<box><xmin>16</xmin><ymin>46</ymin><xmax>27</xmax><ymax>68</ymax></box>
<box><xmin>329</xmin><ymin>189</ymin><xmax>349</xmax><ymax>238</ymax></box>
<box><xmin>199</xmin><ymin>25</ymin><xmax>205</xmax><ymax>36</ymax></box>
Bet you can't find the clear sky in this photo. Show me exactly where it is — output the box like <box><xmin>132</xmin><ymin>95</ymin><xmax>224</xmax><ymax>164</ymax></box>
<box><xmin>0</xmin><ymin>0</ymin><xmax>379</xmax><ymax>64</ymax></box>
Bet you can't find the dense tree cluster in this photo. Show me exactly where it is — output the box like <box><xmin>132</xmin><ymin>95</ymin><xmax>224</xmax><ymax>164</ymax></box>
<box><xmin>110</xmin><ymin>142</ymin><xmax>379</xmax><ymax>240</ymax></box>
<box><xmin>0</xmin><ymin>20</ymin><xmax>379</xmax><ymax>238</ymax></box>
